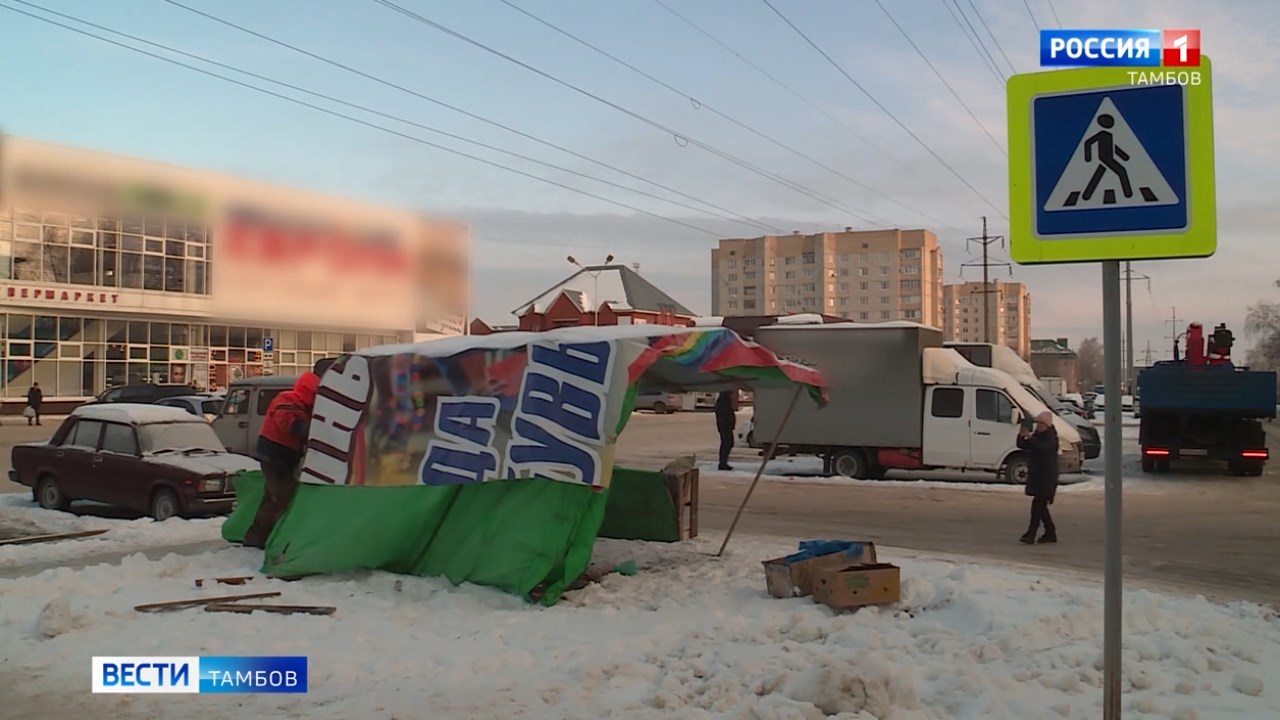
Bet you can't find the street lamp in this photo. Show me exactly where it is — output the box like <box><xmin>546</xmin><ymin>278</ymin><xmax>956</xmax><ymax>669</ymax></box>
<box><xmin>568</xmin><ymin>254</ymin><xmax>614</xmax><ymax>326</ymax></box>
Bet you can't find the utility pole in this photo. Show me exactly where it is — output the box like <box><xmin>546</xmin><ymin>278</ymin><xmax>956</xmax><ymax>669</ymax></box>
<box><xmin>1139</xmin><ymin>340</ymin><xmax>1155</xmax><ymax>367</ymax></box>
<box><xmin>1164</xmin><ymin>306</ymin><xmax>1183</xmax><ymax>359</ymax></box>
<box><xmin>1122</xmin><ymin>262</ymin><xmax>1151</xmax><ymax>393</ymax></box>
<box><xmin>961</xmin><ymin>216</ymin><xmax>1011</xmax><ymax>345</ymax></box>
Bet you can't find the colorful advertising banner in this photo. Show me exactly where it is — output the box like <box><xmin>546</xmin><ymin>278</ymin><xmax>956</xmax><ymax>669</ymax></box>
<box><xmin>299</xmin><ymin>326</ymin><xmax>825</xmax><ymax>490</ymax></box>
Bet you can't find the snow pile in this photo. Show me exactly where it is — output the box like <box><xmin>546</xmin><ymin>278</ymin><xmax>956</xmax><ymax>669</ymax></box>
<box><xmin>1</xmin><ymin>535</ymin><xmax>1277</xmax><ymax>719</ymax></box>
<box><xmin>0</xmin><ymin>494</ymin><xmax>222</xmax><ymax>569</ymax></box>
<box><xmin>704</xmin><ymin>456</ymin><xmax>1106</xmax><ymax>492</ymax></box>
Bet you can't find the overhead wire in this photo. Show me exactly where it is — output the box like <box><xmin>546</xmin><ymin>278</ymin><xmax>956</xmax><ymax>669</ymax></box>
<box><xmin>1045</xmin><ymin>0</ymin><xmax>1063</xmax><ymax>29</ymax></box>
<box><xmin>155</xmin><ymin>0</ymin><xmax>783</xmax><ymax>235</ymax></box>
<box><xmin>0</xmin><ymin>1</ymin><xmax>727</xmax><ymax>238</ymax></box>
<box><xmin>7</xmin><ymin>0</ymin><xmax>776</xmax><ymax>234</ymax></box>
<box><xmin>496</xmin><ymin>0</ymin><xmax>931</xmax><ymax>228</ymax></box>
<box><xmin>649</xmin><ymin>0</ymin><xmax>934</xmax><ymax>188</ymax></box>
<box><xmin>945</xmin><ymin>0</ymin><xmax>1005</xmax><ymax>83</ymax></box>
<box><xmin>1021</xmin><ymin>0</ymin><xmax>1040</xmax><ymax>30</ymax></box>
<box><xmin>963</xmin><ymin>0</ymin><xmax>1019</xmax><ymax>74</ymax></box>
<box><xmin>759</xmin><ymin>0</ymin><xmax>1007</xmax><ymax>219</ymax></box>
<box><xmin>873</xmin><ymin>0</ymin><xmax>1006</xmax><ymax>157</ymax></box>
<box><xmin>368</xmin><ymin>0</ymin><xmax>886</xmax><ymax>225</ymax></box>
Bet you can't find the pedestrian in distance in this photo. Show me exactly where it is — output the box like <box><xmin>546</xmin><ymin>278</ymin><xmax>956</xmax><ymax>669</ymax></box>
<box><xmin>1018</xmin><ymin>410</ymin><xmax>1059</xmax><ymax>545</ymax></box>
<box><xmin>25</xmin><ymin>382</ymin><xmax>43</xmax><ymax>426</ymax></box>
<box><xmin>243</xmin><ymin>357</ymin><xmax>335</xmax><ymax>550</ymax></box>
<box><xmin>715</xmin><ymin>389</ymin><xmax>738</xmax><ymax>471</ymax></box>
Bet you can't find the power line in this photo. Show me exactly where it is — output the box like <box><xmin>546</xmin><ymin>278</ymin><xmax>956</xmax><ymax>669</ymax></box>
<box><xmin>155</xmin><ymin>0</ymin><xmax>783</xmax><ymax>235</ymax></box>
<box><xmin>370</xmin><ymin>0</ymin><xmax>888</xmax><ymax>225</ymax></box>
<box><xmin>9</xmin><ymin>0</ymin><xmax>770</xmax><ymax>234</ymax></box>
<box><xmin>958</xmin><ymin>216</ymin><xmax>1012</xmax><ymax>345</ymax></box>
<box><xmin>649</xmin><ymin>0</ymin><xmax>938</xmax><ymax>193</ymax></box>
<box><xmin>1045</xmin><ymin>0</ymin><xmax>1063</xmax><ymax>29</ymax></box>
<box><xmin>497</xmin><ymin>0</ymin><xmax>924</xmax><ymax>227</ymax></box>
<box><xmin>945</xmin><ymin>0</ymin><xmax>1005</xmax><ymax>83</ymax></box>
<box><xmin>0</xmin><ymin>2</ymin><xmax>726</xmax><ymax>238</ymax></box>
<box><xmin>963</xmin><ymin>0</ymin><xmax>1019</xmax><ymax>75</ymax></box>
<box><xmin>1021</xmin><ymin>0</ymin><xmax>1040</xmax><ymax>30</ymax></box>
<box><xmin>758</xmin><ymin>0</ymin><xmax>1007</xmax><ymax>219</ymax></box>
<box><xmin>873</xmin><ymin>0</ymin><xmax>1006</xmax><ymax>157</ymax></box>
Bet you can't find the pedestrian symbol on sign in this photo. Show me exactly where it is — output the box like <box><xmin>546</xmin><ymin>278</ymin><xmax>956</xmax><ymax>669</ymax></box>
<box><xmin>1043</xmin><ymin>97</ymin><xmax>1178</xmax><ymax>212</ymax></box>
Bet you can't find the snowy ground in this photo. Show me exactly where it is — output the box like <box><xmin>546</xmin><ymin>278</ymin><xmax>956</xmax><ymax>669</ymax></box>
<box><xmin>1</xmin><ymin>534</ymin><xmax>1277</xmax><ymax>720</ymax></box>
<box><xmin>0</xmin><ymin>494</ymin><xmax>222</xmax><ymax>569</ymax></box>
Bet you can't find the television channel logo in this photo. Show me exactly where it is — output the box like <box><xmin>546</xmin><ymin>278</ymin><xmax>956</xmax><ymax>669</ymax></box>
<box><xmin>92</xmin><ymin>656</ymin><xmax>308</xmax><ymax>694</ymax></box>
<box><xmin>1041</xmin><ymin>29</ymin><xmax>1201</xmax><ymax>68</ymax></box>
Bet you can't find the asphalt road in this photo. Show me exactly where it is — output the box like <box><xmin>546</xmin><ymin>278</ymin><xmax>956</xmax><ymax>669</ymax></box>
<box><xmin>2</xmin><ymin>411</ymin><xmax>1278</xmax><ymax>605</ymax></box>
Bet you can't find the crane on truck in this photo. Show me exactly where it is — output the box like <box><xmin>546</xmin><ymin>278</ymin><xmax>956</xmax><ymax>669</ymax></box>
<box><xmin>1137</xmin><ymin>322</ymin><xmax>1277</xmax><ymax>475</ymax></box>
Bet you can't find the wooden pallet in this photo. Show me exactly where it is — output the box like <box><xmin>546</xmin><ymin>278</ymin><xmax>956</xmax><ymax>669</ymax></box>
<box><xmin>665</xmin><ymin>469</ymin><xmax>699</xmax><ymax>540</ymax></box>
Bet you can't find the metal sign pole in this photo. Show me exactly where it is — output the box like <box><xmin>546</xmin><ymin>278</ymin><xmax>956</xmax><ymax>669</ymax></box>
<box><xmin>1101</xmin><ymin>260</ymin><xmax>1124</xmax><ymax>718</ymax></box>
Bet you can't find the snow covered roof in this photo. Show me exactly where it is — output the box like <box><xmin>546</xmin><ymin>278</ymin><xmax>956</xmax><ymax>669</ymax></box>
<box><xmin>513</xmin><ymin>264</ymin><xmax>694</xmax><ymax>317</ymax></box>
<box><xmin>73</xmin><ymin>403</ymin><xmax>205</xmax><ymax>424</ymax></box>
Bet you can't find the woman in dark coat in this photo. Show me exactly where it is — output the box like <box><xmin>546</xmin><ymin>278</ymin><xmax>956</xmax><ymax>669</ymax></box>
<box><xmin>1017</xmin><ymin>410</ymin><xmax>1059</xmax><ymax>544</ymax></box>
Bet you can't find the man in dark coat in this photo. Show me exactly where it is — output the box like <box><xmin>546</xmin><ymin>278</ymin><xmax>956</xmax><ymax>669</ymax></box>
<box><xmin>715</xmin><ymin>390</ymin><xmax>738</xmax><ymax>471</ymax></box>
<box><xmin>1017</xmin><ymin>410</ymin><xmax>1059</xmax><ymax>544</ymax></box>
<box><xmin>26</xmin><ymin>383</ymin><xmax>43</xmax><ymax>426</ymax></box>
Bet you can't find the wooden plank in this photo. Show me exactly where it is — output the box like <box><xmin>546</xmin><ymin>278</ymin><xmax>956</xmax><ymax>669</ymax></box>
<box><xmin>194</xmin><ymin>576</ymin><xmax>254</xmax><ymax>588</ymax></box>
<box><xmin>205</xmin><ymin>603</ymin><xmax>335</xmax><ymax>616</ymax></box>
<box><xmin>0</xmin><ymin>529</ymin><xmax>108</xmax><ymax>546</ymax></box>
<box><xmin>134</xmin><ymin>591</ymin><xmax>281</xmax><ymax>613</ymax></box>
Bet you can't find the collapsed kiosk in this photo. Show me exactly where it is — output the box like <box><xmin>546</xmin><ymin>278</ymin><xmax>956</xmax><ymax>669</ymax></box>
<box><xmin>222</xmin><ymin>325</ymin><xmax>825</xmax><ymax>605</ymax></box>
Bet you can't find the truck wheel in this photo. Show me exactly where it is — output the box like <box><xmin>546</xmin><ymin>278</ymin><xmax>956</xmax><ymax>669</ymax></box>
<box><xmin>746</xmin><ymin>431</ymin><xmax>756</xmax><ymax>448</ymax></box>
<box><xmin>1156</xmin><ymin>459</ymin><xmax>1171</xmax><ymax>473</ymax></box>
<box><xmin>831</xmin><ymin>450</ymin><xmax>870</xmax><ymax>479</ymax></box>
<box><xmin>1247</xmin><ymin>461</ymin><xmax>1265</xmax><ymax>477</ymax></box>
<box><xmin>1141</xmin><ymin>456</ymin><xmax>1154</xmax><ymax>473</ymax></box>
<box><xmin>36</xmin><ymin>475</ymin><xmax>71</xmax><ymax>511</ymax></box>
<box><xmin>1003</xmin><ymin>456</ymin><xmax>1030</xmax><ymax>485</ymax></box>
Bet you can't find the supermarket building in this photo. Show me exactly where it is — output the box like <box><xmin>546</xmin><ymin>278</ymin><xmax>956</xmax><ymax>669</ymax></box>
<box><xmin>0</xmin><ymin>135</ymin><xmax>469</xmax><ymax>408</ymax></box>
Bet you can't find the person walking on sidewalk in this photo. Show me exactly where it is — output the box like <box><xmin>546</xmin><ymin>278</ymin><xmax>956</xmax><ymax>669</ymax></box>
<box><xmin>715</xmin><ymin>389</ymin><xmax>738</xmax><ymax>471</ymax></box>
<box><xmin>1018</xmin><ymin>410</ymin><xmax>1059</xmax><ymax>545</ymax></box>
<box><xmin>25</xmin><ymin>383</ymin><xmax>43</xmax><ymax>426</ymax></box>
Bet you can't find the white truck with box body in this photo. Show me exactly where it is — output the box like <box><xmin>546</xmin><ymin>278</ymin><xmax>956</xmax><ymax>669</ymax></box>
<box><xmin>945</xmin><ymin>342</ymin><xmax>1101</xmax><ymax>460</ymax></box>
<box><xmin>752</xmin><ymin>322</ymin><xmax>1083</xmax><ymax>482</ymax></box>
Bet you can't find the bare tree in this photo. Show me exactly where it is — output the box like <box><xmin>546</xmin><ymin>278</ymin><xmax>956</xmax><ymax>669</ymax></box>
<box><xmin>1245</xmin><ymin>281</ymin><xmax>1280</xmax><ymax>371</ymax></box>
<box><xmin>1077</xmin><ymin>337</ymin><xmax>1103</xmax><ymax>390</ymax></box>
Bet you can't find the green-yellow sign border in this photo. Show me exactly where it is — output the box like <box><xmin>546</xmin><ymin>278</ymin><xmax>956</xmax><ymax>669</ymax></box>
<box><xmin>1007</xmin><ymin>56</ymin><xmax>1215</xmax><ymax>265</ymax></box>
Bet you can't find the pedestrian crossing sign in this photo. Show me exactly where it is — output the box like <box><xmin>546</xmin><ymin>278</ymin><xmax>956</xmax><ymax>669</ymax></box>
<box><xmin>1007</xmin><ymin>58</ymin><xmax>1215</xmax><ymax>264</ymax></box>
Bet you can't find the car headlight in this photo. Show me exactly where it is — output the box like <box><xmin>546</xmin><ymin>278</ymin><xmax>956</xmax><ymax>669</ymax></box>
<box><xmin>200</xmin><ymin>478</ymin><xmax>224</xmax><ymax>492</ymax></box>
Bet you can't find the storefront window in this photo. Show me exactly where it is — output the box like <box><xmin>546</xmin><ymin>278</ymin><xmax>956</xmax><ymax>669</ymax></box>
<box><xmin>128</xmin><ymin>321</ymin><xmax>148</xmax><ymax>344</ymax></box>
<box><xmin>43</xmin><ymin>245</ymin><xmax>70</xmax><ymax>284</ymax></box>
<box><xmin>143</xmin><ymin>255</ymin><xmax>163</xmax><ymax>290</ymax></box>
<box><xmin>13</xmin><ymin>242</ymin><xmax>40</xmax><ymax>280</ymax></box>
<box><xmin>98</xmin><ymin>249</ymin><xmax>118</xmax><ymax>286</ymax></box>
<box><xmin>121</xmin><ymin>252</ymin><xmax>143</xmax><ymax>288</ymax></box>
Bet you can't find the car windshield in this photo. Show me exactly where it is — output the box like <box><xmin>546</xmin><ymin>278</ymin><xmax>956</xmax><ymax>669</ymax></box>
<box><xmin>201</xmin><ymin>400</ymin><xmax>222</xmax><ymax>414</ymax></box>
<box><xmin>138</xmin><ymin>421</ymin><xmax>224</xmax><ymax>453</ymax></box>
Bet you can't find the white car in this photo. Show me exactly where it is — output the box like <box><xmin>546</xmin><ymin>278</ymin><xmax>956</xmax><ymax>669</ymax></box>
<box><xmin>736</xmin><ymin>416</ymin><xmax>762</xmax><ymax>449</ymax></box>
<box><xmin>156</xmin><ymin>395</ymin><xmax>225</xmax><ymax>423</ymax></box>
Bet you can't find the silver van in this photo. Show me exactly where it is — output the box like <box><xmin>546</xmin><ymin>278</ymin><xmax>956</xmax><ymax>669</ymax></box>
<box><xmin>212</xmin><ymin>375</ymin><xmax>298</xmax><ymax>456</ymax></box>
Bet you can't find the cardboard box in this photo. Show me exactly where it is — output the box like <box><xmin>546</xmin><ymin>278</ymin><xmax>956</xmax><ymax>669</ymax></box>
<box><xmin>762</xmin><ymin>542</ymin><xmax>877</xmax><ymax>599</ymax></box>
<box><xmin>812</xmin><ymin>563</ymin><xmax>901</xmax><ymax>610</ymax></box>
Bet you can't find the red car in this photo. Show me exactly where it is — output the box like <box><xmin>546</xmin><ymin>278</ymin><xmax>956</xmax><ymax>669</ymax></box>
<box><xmin>10</xmin><ymin>404</ymin><xmax>260</xmax><ymax>521</ymax></box>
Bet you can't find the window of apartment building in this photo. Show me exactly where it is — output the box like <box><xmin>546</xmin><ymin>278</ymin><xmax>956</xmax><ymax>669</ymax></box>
<box><xmin>859</xmin><ymin>297</ymin><xmax>868</xmax><ymax>306</ymax></box>
<box><xmin>803</xmin><ymin>268</ymin><xmax>815</xmax><ymax>278</ymax></box>
<box><xmin>879</xmin><ymin>266</ymin><xmax>890</xmax><ymax>276</ymax></box>
<box><xmin>743</xmin><ymin>286</ymin><xmax>757</xmax><ymax>296</ymax></box>
<box><xmin>839</xmin><ymin>282</ymin><xmax>849</xmax><ymax>292</ymax></box>
<box><xmin>744</xmin><ymin>257</ymin><xmax>756</xmax><ymax>267</ymax></box>
<box><xmin>728</xmin><ymin>287</ymin><xmax>738</xmax><ymax>296</ymax></box>
<box><xmin>879</xmin><ymin>281</ymin><xmax>889</xmax><ymax>290</ymax></box>
<box><xmin>768</xmin><ymin>270</ymin><xmax>775</xmax><ymax>280</ymax></box>
<box><xmin>727</xmin><ymin>259</ymin><xmax>737</xmax><ymax>268</ymax></box>
<box><xmin>859</xmin><ymin>252</ymin><xmax>868</xmax><ymax>262</ymax></box>
<box><xmin>728</xmin><ymin>300</ymin><xmax>738</xmax><ymax>310</ymax></box>
<box><xmin>859</xmin><ymin>281</ymin><xmax>868</xmax><ymax>291</ymax></box>
<box><xmin>802</xmin><ymin>252</ymin><xmax>815</xmax><ymax>264</ymax></box>
<box><xmin>858</xmin><ymin>267</ymin><xmax>868</xmax><ymax>277</ymax></box>
<box><xmin>839</xmin><ymin>253</ymin><xmax>849</xmax><ymax>262</ymax></box>
<box><xmin>839</xmin><ymin>311</ymin><xmax>850</xmax><ymax>319</ymax></box>
<box><xmin>785</xmin><ymin>299</ymin><xmax>799</xmax><ymax>308</ymax></box>
<box><xmin>902</xmin><ymin>248</ymin><xmax>920</xmax><ymax>259</ymax></box>
<box><xmin>827</xmin><ymin>298</ymin><xmax>835</xmax><ymax>307</ymax></box>
<box><xmin>901</xmin><ymin>279</ymin><xmax>920</xmax><ymax>290</ymax></box>
<box><xmin>839</xmin><ymin>297</ymin><xmax>849</xmax><ymax>307</ymax></box>
<box><xmin>744</xmin><ymin>271</ymin><xmax>757</xmax><ymax>279</ymax></box>
<box><xmin>839</xmin><ymin>267</ymin><xmax>850</xmax><ymax>277</ymax></box>
<box><xmin>727</xmin><ymin>273</ymin><xmax>738</xmax><ymax>282</ymax></box>
<box><xmin>903</xmin><ymin>295</ymin><xmax>921</xmax><ymax>305</ymax></box>
<box><xmin>880</xmin><ymin>296</ymin><xmax>889</xmax><ymax>305</ymax></box>
<box><xmin>784</xmin><ymin>270</ymin><xmax>796</xmax><ymax>279</ymax></box>
<box><xmin>859</xmin><ymin>311</ymin><xmax>868</xmax><ymax>320</ymax></box>
<box><xmin>784</xmin><ymin>256</ymin><xmax>795</xmax><ymax>265</ymax></box>
<box><xmin>901</xmin><ymin>264</ymin><xmax>920</xmax><ymax>275</ymax></box>
<box><xmin>768</xmin><ymin>257</ymin><xmax>776</xmax><ymax>266</ymax></box>
<box><xmin>744</xmin><ymin>299</ymin><xmax>757</xmax><ymax>309</ymax></box>
<box><xmin>802</xmin><ymin>283</ymin><xmax>816</xmax><ymax>292</ymax></box>
<box><xmin>880</xmin><ymin>311</ymin><xmax>890</xmax><ymax>320</ymax></box>
<box><xmin>904</xmin><ymin>309</ymin><xmax>920</xmax><ymax>319</ymax></box>
<box><xmin>787</xmin><ymin>285</ymin><xmax>797</xmax><ymax>295</ymax></box>
<box><xmin>878</xmin><ymin>252</ymin><xmax>890</xmax><ymax>262</ymax></box>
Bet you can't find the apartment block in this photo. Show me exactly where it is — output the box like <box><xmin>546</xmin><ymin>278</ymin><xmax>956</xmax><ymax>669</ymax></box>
<box><xmin>710</xmin><ymin>228</ymin><xmax>944</xmax><ymax>327</ymax></box>
<box><xmin>942</xmin><ymin>281</ymin><xmax>1032</xmax><ymax>359</ymax></box>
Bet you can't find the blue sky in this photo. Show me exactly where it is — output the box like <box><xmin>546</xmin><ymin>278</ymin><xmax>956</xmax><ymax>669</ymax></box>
<box><xmin>2</xmin><ymin>0</ymin><xmax>1278</xmax><ymax>357</ymax></box>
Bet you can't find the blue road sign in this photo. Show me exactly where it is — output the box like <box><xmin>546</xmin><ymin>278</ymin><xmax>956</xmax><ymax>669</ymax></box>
<box><xmin>1033</xmin><ymin>83</ymin><xmax>1187</xmax><ymax>239</ymax></box>
<box><xmin>263</xmin><ymin>337</ymin><xmax>275</xmax><ymax>353</ymax></box>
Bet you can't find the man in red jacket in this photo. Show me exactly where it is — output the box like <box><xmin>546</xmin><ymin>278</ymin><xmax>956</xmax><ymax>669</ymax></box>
<box><xmin>243</xmin><ymin>358</ymin><xmax>334</xmax><ymax>549</ymax></box>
